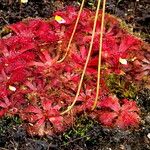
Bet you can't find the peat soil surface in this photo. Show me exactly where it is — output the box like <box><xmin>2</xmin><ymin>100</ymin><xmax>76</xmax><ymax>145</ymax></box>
<box><xmin>0</xmin><ymin>0</ymin><xmax>150</xmax><ymax>150</ymax></box>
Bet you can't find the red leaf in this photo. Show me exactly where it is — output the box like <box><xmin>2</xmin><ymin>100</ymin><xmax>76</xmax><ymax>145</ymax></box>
<box><xmin>98</xmin><ymin>111</ymin><xmax>118</xmax><ymax>126</ymax></box>
<box><xmin>0</xmin><ymin>109</ymin><xmax>7</xmax><ymax>118</ymax></box>
<box><xmin>9</xmin><ymin>69</ymin><xmax>27</xmax><ymax>83</ymax></box>
<box><xmin>96</xmin><ymin>95</ymin><xmax>140</xmax><ymax>129</ymax></box>
<box><xmin>119</xmin><ymin>35</ymin><xmax>141</xmax><ymax>52</ymax></box>
<box><xmin>121</xmin><ymin>99</ymin><xmax>140</xmax><ymax>112</ymax></box>
<box><xmin>54</xmin><ymin>6</ymin><xmax>77</xmax><ymax>25</ymax></box>
<box><xmin>115</xmin><ymin>111</ymin><xmax>140</xmax><ymax>128</ymax></box>
<box><xmin>99</xmin><ymin>96</ymin><xmax>120</xmax><ymax>112</ymax></box>
<box><xmin>42</xmin><ymin>100</ymin><xmax>52</xmax><ymax>111</ymax></box>
<box><xmin>24</xmin><ymin>105</ymin><xmax>42</xmax><ymax>114</ymax></box>
<box><xmin>48</xmin><ymin>116</ymin><xmax>64</xmax><ymax>131</ymax></box>
<box><xmin>0</xmin><ymin>96</ymin><xmax>11</xmax><ymax>117</ymax></box>
<box><xmin>7</xmin><ymin>21</ymin><xmax>27</xmax><ymax>35</ymax></box>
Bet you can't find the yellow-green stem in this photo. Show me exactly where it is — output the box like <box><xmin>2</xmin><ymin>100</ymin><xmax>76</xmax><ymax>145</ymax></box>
<box><xmin>57</xmin><ymin>0</ymin><xmax>85</xmax><ymax>63</ymax></box>
<box><xmin>61</xmin><ymin>0</ymin><xmax>102</xmax><ymax>115</ymax></box>
<box><xmin>92</xmin><ymin>0</ymin><xmax>106</xmax><ymax>110</ymax></box>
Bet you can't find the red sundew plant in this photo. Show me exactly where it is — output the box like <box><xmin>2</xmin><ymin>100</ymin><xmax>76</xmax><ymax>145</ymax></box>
<box><xmin>90</xmin><ymin>95</ymin><xmax>140</xmax><ymax>128</ymax></box>
<box><xmin>0</xmin><ymin>6</ymin><xmax>149</xmax><ymax>136</ymax></box>
<box><xmin>20</xmin><ymin>100</ymin><xmax>64</xmax><ymax>136</ymax></box>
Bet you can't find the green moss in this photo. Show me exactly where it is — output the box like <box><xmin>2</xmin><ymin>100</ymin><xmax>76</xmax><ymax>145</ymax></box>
<box><xmin>62</xmin><ymin>115</ymin><xmax>96</xmax><ymax>146</ymax></box>
<box><xmin>106</xmin><ymin>74</ymin><xmax>138</xmax><ymax>99</ymax></box>
<box><xmin>0</xmin><ymin>116</ymin><xmax>22</xmax><ymax>134</ymax></box>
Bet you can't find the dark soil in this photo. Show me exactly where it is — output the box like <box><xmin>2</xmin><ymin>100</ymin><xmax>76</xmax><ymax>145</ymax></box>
<box><xmin>0</xmin><ymin>0</ymin><xmax>150</xmax><ymax>150</ymax></box>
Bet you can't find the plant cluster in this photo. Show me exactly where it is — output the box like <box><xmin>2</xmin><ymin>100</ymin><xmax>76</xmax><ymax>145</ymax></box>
<box><xmin>0</xmin><ymin>6</ymin><xmax>149</xmax><ymax>136</ymax></box>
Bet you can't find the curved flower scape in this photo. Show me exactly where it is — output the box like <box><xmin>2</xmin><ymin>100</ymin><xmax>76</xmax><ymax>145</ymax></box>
<box><xmin>0</xmin><ymin>6</ymin><xmax>149</xmax><ymax>135</ymax></box>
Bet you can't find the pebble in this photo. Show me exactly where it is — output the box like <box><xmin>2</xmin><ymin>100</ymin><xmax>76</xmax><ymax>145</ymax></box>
<box><xmin>145</xmin><ymin>113</ymin><xmax>150</xmax><ymax>124</ymax></box>
<box><xmin>147</xmin><ymin>133</ymin><xmax>150</xmax><ymax>139</ymax></box>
